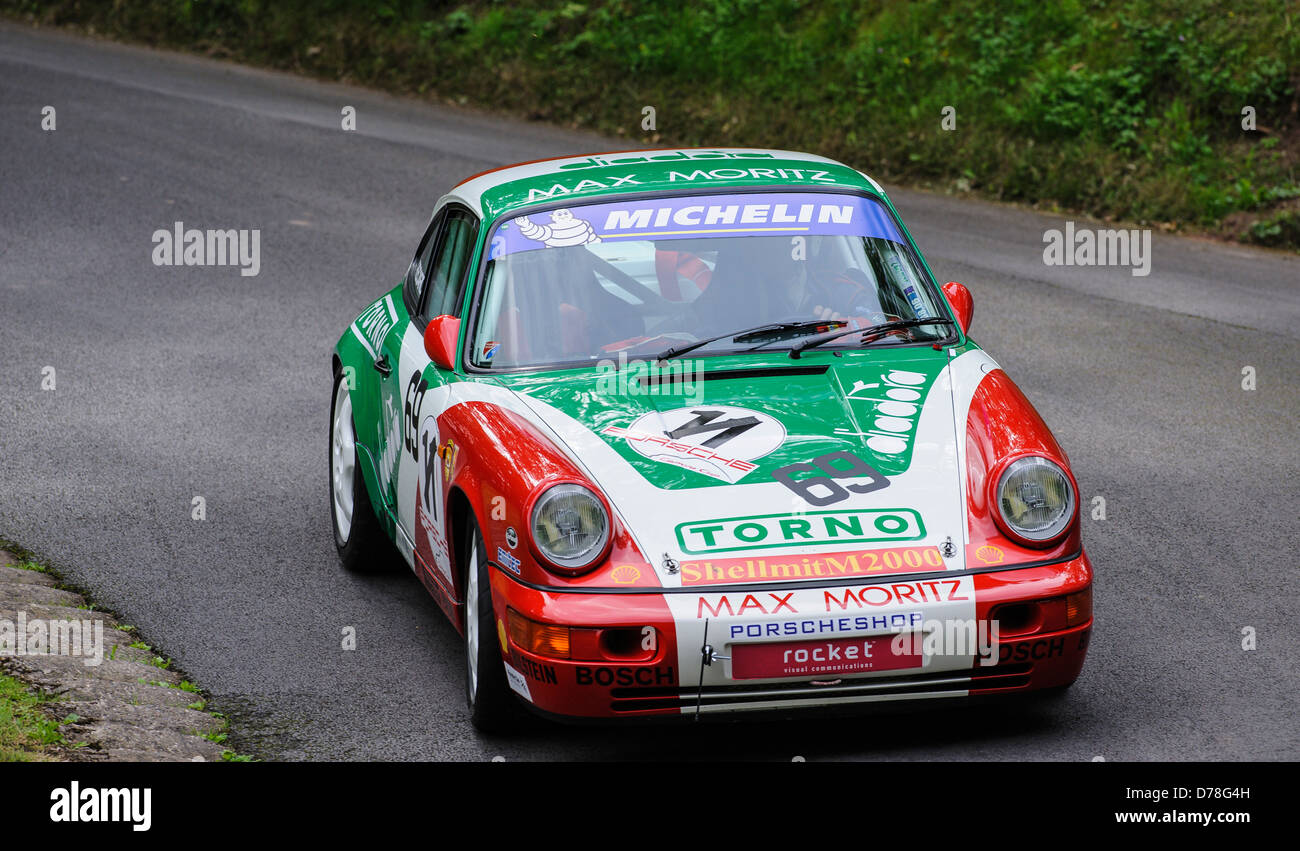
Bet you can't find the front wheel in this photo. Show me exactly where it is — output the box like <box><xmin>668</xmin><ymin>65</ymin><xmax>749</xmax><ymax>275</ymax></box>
<box><xmin>464</xmin><ymin>518</ymin><xmax>526</xmax><ymax>733</ymax></box>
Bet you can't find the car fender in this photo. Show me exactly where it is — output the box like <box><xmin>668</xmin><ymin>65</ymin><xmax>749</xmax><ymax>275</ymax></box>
<box><xmin>965</xmin><ymin>368</ymin><xmax>1081</xmax><ymax>566</ymax></box>
<box><xmin>334</xmin><ymin>303</ymin><xmax>395</xmax><ymax>528</ymax></box>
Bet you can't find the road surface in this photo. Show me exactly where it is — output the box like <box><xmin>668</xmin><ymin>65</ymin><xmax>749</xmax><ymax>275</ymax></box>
<box><xmin>2</xmin><ymin>22</ymin><xmax>1296</xmax><ymax>760</ymax></box>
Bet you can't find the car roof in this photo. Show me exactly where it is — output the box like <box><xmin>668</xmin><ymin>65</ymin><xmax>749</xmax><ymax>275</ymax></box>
<box><xmin>440</xmin><ymin>147</ymin><xmax>886</xmax><ymax>222</ymax></box>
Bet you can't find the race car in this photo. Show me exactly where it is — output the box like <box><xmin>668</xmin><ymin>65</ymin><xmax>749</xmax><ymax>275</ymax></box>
<box><xmin>329</xmin><ymin>147</ymin><xmax>1092</xmax><ymax>730</ymax></box>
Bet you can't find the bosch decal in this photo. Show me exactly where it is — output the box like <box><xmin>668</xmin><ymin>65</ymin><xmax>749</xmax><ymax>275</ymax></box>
<box><xmin>575</xmin><ymin>666</ymin><xmax>675</xmax><ymax>687</ymax></box>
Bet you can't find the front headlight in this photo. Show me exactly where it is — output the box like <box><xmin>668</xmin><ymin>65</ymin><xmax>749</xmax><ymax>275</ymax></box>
<box><xmin>530</xmin><ymin>484</ymin><xmax>610</xmax><ymax>571</ymax></box>
<box><xmin>995</xmin><ymin>457</ymin><xmax>1075</xmax><ymax>543</ymax></box>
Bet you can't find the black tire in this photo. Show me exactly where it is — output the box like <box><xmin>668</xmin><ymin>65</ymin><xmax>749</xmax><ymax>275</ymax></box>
<box><xmin>463</xmin><ymin>517</ymin><xmax>527</xmax><ymax>733</ymax></box>
<box><xmin>329</xmin><ymin>371</ymin><xmax>392</xmax><ymax>572</ymax></box>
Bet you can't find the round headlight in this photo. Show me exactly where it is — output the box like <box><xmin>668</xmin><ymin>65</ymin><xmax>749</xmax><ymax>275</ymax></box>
<box><xmin>530</xmin><ymin>484</ymin><xmax>610</xmax><ymax>571</ymax></box>
<box><xmin>995</xmin><ymin>457</ymin><xmax>1075</xmax><ymax>543</ymax></box>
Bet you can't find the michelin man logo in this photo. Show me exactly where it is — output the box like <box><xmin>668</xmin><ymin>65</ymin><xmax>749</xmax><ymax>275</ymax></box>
<box><xmin>515</xmin><ymin>209</ymin><xmax>600</xmax><ymax>247</ymax></box>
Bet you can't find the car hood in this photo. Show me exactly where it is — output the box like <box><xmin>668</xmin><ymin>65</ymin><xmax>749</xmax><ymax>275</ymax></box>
<box><xmin>495</xmin><ymin>347</ymin><xmax>980</xmax><ymax>588</ymax></box>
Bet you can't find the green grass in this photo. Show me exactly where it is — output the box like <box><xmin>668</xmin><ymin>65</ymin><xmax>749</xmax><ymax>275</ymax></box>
<box><xmin>138</xmin><ymin>678</ymin><xmax>201</xmax><ymax>692</ymax></box>
<box><xmin>1</xmin><ymin>536</ymin><xmax>50</xmax><ymax>574</ymax></box>
<box><xmin>0</xmin><ymin>674</ymin><xmax>66</xmax><ymax>761</ymax></box>
<box><xmin>5</xmin><ymin>0</ymin><xmax>1296</xmax><ymax>248</ymax></box>
<box><xmin>1</xmin><ymin>542</ymin><xmax>73</xmax><ymax>759</ymax></box>
<box><xmin>196</xmin><ymin>719</ymin><xmax>258</xmax><ymax>761</ymax></box>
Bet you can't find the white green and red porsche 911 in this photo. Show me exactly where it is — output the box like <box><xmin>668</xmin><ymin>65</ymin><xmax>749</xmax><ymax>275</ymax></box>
<box><xmin>329</xmin><ymin>148</ymin><xmax>1092</xmax><ymax>731</ymax></box>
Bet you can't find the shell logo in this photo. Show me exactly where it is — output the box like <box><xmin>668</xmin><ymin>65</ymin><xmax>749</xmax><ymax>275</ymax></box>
<box><xmin>975</xmin><ymin>545</ymin><xmax>1004</xmax><ymax>564</ymax></box>
<box><xmin>611</xmin><ymin>565</ymin><xmax>641</xmax><ymax>584</ymax></box>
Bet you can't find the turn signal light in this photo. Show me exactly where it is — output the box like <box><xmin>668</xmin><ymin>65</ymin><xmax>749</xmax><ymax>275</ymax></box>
<box><xmin>1065</xmin><ymin>587</ymin><xmax>1092</xmax><ymax>627</ymax></box>
<box><xmin>507</xmin><ymin>609</ymin><xmax>570</xmax><ymax>659</ymax></box>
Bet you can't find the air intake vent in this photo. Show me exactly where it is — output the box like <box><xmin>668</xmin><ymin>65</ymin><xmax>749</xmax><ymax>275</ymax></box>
<box><xmin>637</xmin><ymin>365</ymin><xmax>829</xmax><ymax>388</ymax></box>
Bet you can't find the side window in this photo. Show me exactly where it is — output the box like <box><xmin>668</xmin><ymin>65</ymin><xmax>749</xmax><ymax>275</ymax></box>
<box><xmin>402</xmin><ymin>211</ymin><xmax>446</xmax><ymax>317</ymax></box>
<box><xmin>420</xmin><ymin>209</ymin><xmax>479</xmax><ymax>320</ymax></box>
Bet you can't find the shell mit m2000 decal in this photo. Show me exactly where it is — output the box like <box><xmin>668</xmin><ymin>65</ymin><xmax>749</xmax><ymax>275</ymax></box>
<box><xmin>329</xmin><ymin>148</ymin><xmax>1092</xmax><ymax>731</ymax></box>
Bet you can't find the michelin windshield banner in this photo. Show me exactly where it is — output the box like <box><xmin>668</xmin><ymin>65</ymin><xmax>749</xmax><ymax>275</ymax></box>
<box><xmin>488</xmin><ymin>192</ymin><xmax>905</xmax><ymax>258</ymax></box>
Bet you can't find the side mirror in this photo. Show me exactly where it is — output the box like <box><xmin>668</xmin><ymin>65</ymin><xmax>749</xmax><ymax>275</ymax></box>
<box><xmin>941</xmin><ymin>281</ymin><xmax>973</xmax><ymax>334</ymax></box>
<box><xmin>424</xmin><ymin>315</ymin><xmax>461</xmax><ymax>370</ymax></box>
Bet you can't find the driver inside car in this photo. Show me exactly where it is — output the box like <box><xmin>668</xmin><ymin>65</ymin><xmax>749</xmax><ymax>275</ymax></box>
<box><xmin>690</xmin><ymin>236</ymin><xmax>888</xmax><ymax>333</ymax></box>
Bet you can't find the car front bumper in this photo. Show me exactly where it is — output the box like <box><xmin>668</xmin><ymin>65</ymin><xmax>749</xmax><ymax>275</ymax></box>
<box><xmin>489</xmin><ymin>551</ymin><xmax>1093</xmax><ymax>720</ymax></box>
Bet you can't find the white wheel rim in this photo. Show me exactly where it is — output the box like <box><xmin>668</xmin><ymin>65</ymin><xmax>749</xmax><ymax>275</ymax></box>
<box><xmin>466</xmin><ymin>538</ymin><xmax>480</xmax><ymax>701</ymax></box>
<box><xmin>331</xmin><ymin>383</ymin><xmax>356</xmax><ymax>544</ymax></box>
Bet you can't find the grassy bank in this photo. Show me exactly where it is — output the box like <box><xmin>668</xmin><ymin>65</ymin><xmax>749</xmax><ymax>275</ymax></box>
<box><xmin>8</xmin><ymin>0</ymin><xmax>1299</xmax><ymax>249</ymax></box>
<box><xmin>0</xmin><ymin>551</ymin><xmax>69</xmax><ymax>761</ymax></box>
<box><xmin>0</xmin><ymin>674</ymin><xmax>66</xmax><ymax>761</ymax></box>
<box><xmin>0</xmin><ymin>540</ymin><xmax>255</xmax><ymax>762</ymax></box>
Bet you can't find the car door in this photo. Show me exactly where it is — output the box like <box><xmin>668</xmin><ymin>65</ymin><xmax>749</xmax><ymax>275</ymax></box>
<box><xmin>389</xmin><ymin>204</ymin><xmax>479</xmax><ymax>589</ymax></box>
<box><xmin>371</xmin><ymin>209</ymin><xmax>445</xmax><ymax>547</ymax></box>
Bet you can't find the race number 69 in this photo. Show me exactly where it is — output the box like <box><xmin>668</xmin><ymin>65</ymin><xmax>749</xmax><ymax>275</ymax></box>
<box><xmin>772</xmin><ymin>450</ymin><xmax>889</xmax><ymax>506</ymax></box>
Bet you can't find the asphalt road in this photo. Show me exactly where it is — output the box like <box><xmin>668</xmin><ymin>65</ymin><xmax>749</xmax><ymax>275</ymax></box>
<box><xmin>2</xmin><ymin>22</ymin><xmax>1297</xmax><ymax>761</ymax></box>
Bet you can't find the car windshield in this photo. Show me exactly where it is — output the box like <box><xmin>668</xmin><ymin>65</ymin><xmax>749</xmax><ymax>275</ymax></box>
<box><xmin>468</xmin><ymin>191</ymin><xmax>950</xmax><ymax>370</ymax></box>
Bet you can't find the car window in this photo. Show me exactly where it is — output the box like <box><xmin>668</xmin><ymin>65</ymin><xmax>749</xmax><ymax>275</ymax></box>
<box><xmin>403</xmin><ymin>210</ymin><xmax>446</xmax><ymax>316</ymax></box>
<box><xmin>421</xmin><ymin>208</ymin><xmax>479</xmax><ymax>320</ymax></box>
<box><xmin>469</xmin><ymin>192</ymin><xmax>948</xmax><ymax>370</ymax></box>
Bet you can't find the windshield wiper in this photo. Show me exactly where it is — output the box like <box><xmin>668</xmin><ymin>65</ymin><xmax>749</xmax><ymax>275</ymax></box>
<box><xmin>784</xmin><ymin>318</ymin><xmax>956</xmax><ymax>359</ymax></box>
<box><xmin>654</xmin><ymin>319</ymin><xmax>845</xmax><ymax>362</ymax></box>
